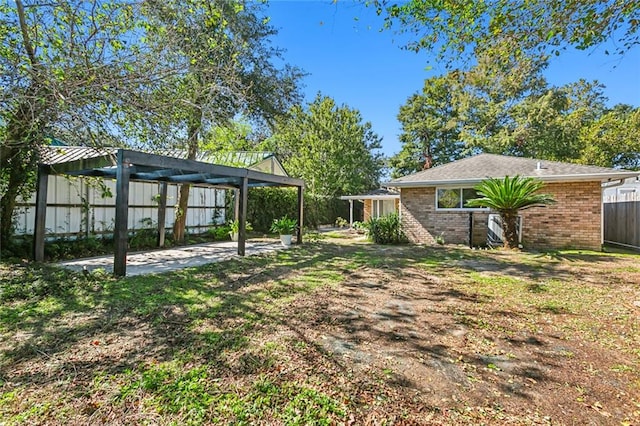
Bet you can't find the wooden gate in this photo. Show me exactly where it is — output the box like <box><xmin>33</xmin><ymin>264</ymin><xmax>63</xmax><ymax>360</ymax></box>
<box><xmin>603</xmin><ymin>193</ymin><xmax>640</xmax><ymax>250</ymax></box>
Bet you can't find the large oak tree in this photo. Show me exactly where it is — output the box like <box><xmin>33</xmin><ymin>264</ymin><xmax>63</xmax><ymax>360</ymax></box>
<box><xmin>0</xmin><ymin>0</ymin><xmax>151</xmax><ymax>246</ymax></box>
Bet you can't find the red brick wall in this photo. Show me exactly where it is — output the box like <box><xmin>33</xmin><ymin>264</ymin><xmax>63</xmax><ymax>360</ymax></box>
<box><xmin>363</xmin><ymin>199</ymin><xmax>372</xmax><ymax>222</ymax></box>
<box><xmin>519</xmin><ymin>181</ymin><xmax>601</xmax><ymax>250</ymax></box>
<box><xmin>400</xmin><ymin>181</ymin><xmax>602</xmax><ymax>250</ymax></box>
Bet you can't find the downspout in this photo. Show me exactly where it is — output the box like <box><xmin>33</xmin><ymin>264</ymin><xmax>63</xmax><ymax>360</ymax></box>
<box><xmin>468</xmin><ymin>212</ymin><xmax>473</xmax><ymax>248</ymax></box>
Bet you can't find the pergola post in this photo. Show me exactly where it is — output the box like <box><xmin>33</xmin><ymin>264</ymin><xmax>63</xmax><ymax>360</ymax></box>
<box><xmin>348</xmin><ymin>199</ymin><xmax>354</xmax><ymax>227</ymax></box>
<box><xmin>237</xmin><ymin>176</ymin><xmax>248</xmax><ymax>256</ymax></box>
<box><xmin>233</xmin><ymin>188</ymin><xmax>240</xmax><ymax>222</ymax></box>
<box><xmin>114</xmin><ymin>151</ymin><xmax>131</xmax><ymax>277</ymax></box>
<box><xmin>84</xmin><ymin>182</ymin><xmax>90</xmax><ymax>238</ymax></box>
<box><xmin>33</xmin><ymin>165</ymin><xmax>49</xmax><ymax>261</ymax></box>
<box><xmin>157</xmin><ymin>182</ymin><xmax>168</xmax><ymax>247</ymax></box>
<box><xmin>297</xmin><ymin>185</ymin><xmax>304</xmax><ymax>244</ymax></box>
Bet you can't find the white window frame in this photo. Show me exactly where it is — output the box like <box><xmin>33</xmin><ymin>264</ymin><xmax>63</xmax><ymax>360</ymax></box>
<box><xmin>371</xmin><ymin>199</ymin><xmax>397</xmax><ymax>218</ymax></box>
<box><xmin>435</xmin><ymin>186</ymin><xmax>488</xmax><ymax>211</ymax></box>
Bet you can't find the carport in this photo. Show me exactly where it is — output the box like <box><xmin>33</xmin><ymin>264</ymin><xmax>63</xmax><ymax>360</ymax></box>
<box><xmin>33</xmin><ymin>148</ymin><xmax>304</xmax><ymax>276</ymax></box>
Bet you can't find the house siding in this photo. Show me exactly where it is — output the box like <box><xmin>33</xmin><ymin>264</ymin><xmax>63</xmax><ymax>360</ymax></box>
<box><xmin>400</xmin><ymin>181</ymin><xmax>602</xmax><ymax>250</ymax></box>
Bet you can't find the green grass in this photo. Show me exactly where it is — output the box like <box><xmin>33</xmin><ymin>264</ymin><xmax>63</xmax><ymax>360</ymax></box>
<box><xmin>111</xmin><ymin>363</ymin><xmax>345</xmax><ymax>425</ymax></box>
<box><xmin>1</xmin><ymin>239</ymin><xmax>639</xmax><ymax>425</ymax></box>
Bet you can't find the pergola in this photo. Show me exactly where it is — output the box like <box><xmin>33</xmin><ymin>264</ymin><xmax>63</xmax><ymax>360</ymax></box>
<box><xmin>33</xmin><ymin>148</ymin><xmax>304</xmax><ymax>276</ymax></box>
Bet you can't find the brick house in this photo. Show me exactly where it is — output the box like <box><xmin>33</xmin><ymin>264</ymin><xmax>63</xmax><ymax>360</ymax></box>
<box><xmin>385</xmin><ymin>154</ymin><xmax>640</xmax><ymax>250</ymax></box>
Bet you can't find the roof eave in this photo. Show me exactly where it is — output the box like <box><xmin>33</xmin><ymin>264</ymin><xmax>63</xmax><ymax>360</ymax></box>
<box><xmin>339</xmin><ymin>194</ymin><xmax>400</xmax><ymax>201</ymax></box>
<box><xmin>384</xmin><ymin>171</ymin><xmax>640</xmax><ymax>188</ymax></box>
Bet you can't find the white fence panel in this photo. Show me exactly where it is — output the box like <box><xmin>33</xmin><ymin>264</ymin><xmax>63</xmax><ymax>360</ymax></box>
<box><xmin>14</xmin><ymin>176</ymin><xmax>227</xmax><ymax>239</ymax></box>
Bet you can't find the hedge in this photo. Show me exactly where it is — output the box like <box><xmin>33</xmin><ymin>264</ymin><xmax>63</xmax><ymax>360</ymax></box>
<box><xmin>245</xmin><ymin>187</ymin><xmax>350</xmax><ymax>232</ymax></box>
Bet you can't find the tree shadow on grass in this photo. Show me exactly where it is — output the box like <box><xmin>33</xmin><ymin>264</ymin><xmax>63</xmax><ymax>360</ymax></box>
<box><xmin>0</xmin><ymin>242</ymin><xmax>373</xmax><ymax>388</ymax></box>
<box><xmin>0</xmin><ymin>239</ymin><xmax>631</xmax><ymax>423</ymax></box>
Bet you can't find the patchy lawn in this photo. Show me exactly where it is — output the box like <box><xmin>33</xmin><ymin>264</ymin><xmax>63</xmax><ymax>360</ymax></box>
<box><xmin>1</xmin><ymin>235</ymin><xmax>639</xmax><ymax>425</ymax></box>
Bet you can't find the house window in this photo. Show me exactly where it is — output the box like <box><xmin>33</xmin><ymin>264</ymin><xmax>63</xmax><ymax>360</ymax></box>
<box><xmin>371</xmin><ymin>199</ymin><xmax>396</xmax><ymax>218</ymax></box>
<box><xmin>436</xmin><ymin>187</ymin><xmax>485</xmax><ymax>210</ymax></box>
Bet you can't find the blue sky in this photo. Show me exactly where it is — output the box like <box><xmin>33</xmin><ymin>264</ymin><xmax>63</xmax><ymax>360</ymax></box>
<box><xmin>266</xmin><ymin>1</ymin><xmax>640</xmax><ymax>158</ymax></box>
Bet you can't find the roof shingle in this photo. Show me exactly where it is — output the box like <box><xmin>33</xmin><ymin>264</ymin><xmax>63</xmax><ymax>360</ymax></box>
<box><xmin>387</xmin><ymin>154</ymin><xmax>639</xmax><ymax>187</ymax></box>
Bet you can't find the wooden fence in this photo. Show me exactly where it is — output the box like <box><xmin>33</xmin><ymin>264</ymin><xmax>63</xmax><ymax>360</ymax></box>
<box><xmin>603</xmin><ymin>193</ymin><xmax>640</xmax><ymax>250</ymax></box>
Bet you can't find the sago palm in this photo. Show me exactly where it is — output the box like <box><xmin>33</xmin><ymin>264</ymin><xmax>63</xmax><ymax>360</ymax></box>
<box><xmin>466</xmin><ymin>176</ymin><xmax>555</xmax><ymax>249</ymax></box>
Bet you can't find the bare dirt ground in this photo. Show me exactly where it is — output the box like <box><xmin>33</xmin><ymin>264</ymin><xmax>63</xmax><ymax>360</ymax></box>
<box><xmin>264</xmin><ymin>242</ymin><xmax>638</xmax><ymax>425</ymax></box>
<box><xmin>1</xmin><ymin>235</ymin><xmax>639</xmax><ymax>425</ymax></box>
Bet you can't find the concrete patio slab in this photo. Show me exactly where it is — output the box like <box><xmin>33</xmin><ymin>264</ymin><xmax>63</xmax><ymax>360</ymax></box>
<box><xmin>58</xmin><ymin>240</ymin><xmax>285</xmax><ymax>277</ymax></box>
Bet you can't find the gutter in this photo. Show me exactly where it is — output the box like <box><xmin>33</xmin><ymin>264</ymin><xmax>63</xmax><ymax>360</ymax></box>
<box><xmin>383</xmin><ymin>171</ymin><xmax>640</xmax><ymax>188</ymax></box>
<box><xmin>601</xmin><ymin>179</ymin><xmax>627</xmax><ymax>189</ymax></box>
<box><xmin>339</xmin><ymin>195</ymin><xmax>400</xmax><ymax>201</ymax></box>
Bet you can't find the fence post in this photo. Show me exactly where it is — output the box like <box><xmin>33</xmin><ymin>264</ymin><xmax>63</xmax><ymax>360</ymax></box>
<box><xmin>33</xmin><ymin>165</ymin><xmax>49</xmax><ymax>261</ymax></box>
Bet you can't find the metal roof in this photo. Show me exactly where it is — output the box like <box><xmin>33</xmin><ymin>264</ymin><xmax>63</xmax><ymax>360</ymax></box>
<box><xmin>42</xmin><ymin>148</ymin><xmax>303</xmax><ymax>189</ymax></box>
<box><xmin>386</xmin><ymin>154</ymin><xmax>640</xmax><ymax>187</ymax></box>
<box><xmin>40</xmin><ymin>146</ymin><xmax>289</xmax><ymax>178</ymax></box>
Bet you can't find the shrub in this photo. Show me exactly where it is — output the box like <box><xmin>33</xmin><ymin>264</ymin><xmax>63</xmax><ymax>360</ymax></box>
<box><xmin>334</xmin><ymin>217</ymin><xmax>348</xmax><ymax>228</ymax></box>
<box><xmin>367</xmin><ymin>213</ymin><xmax>407</xmax><ymax>245</ymax></box>
<box><xmin>352</xmin><ymin>221</ymin><xmax>367</xmax><ymax>234</ymax></box>
<box><xmin>207</xmin><ymin>225</ymin><xmax>232</xmax><ymax>240</ymax></box>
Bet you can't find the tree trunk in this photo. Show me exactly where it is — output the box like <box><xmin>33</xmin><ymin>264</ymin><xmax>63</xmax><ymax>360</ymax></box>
<box><xmin>1</xmin><ymin>106</ymin><xmax>42</xmax><ymax>249</ymax></box>
<box><xmin>172</xmin><ymin>106</ymin><xmax>201</xmax><ymax>244</ymax></box>
<box><xmin>172</xmin><ymin>183</ymin><xmax>190</xmax><ymax>244</ymax></box>
<box><xmin>1</xmin><ymin>2</ymin><xmax>48</xmax><ymax>248</ymax></box>
<box><xmin>501</xmin><ymin>211</ymin><xmax>519</xmax><ymax>250</ymax></box>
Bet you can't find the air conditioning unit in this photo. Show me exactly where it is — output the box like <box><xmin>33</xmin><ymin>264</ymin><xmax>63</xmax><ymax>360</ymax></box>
<box><xmin>487</xmin><ymin>214</ymin><xmax>523</xmax><ymax>247</ymax></box>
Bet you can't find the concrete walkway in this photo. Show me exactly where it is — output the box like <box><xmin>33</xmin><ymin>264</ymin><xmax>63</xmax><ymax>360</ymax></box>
<box><xmin>58</xmin><ymin>240</ymin><xmax>285</xmax><ymax>277</ymax></box>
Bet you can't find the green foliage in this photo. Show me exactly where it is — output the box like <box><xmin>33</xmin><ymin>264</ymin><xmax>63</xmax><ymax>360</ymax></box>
<box><xmin>376</xmin><ymin>0</ymin><xmax>639</xmax><ymax>64</ymax></box>
<box><xmin>44</xmin><ymin>236</ymin><xmax>112</xmax><ymax>260</ymax></box>
<box><xmin>352</xmin><ymin>221</ymin><xmax>367</xmax><ymax>234</ymax></box>
<box><xmin>0</xmin><ymin>264</ymin><xmax>81</xmax><ymax>302</ymax></box>
<box><xmin>390</xmin><ymin>58</ymin><xmax>639</xmax><ymax>173</ymax></box>
<box><xmin>208</xmin><ymin>225</ymin><xmax>232</xmax><ymax>241</ymax></box>
<box><xmin>367</xmin><ymin>213</ymin><xmax>407</xmax><ymax>245</ymax></box>
<box><xmin>270</xmin><ymin>216</ymin><xmax>298</xmax><ymax>235</ymax></box>
<box><xmin>1</xmin><ymin>0</ymin><xmax>141</xmax><ymax>246</ymax></box>
<box><xmin>303</xmin><ymin>229</ymin><xmax>325</xmax><ymax>242</ymax></box>
<box><xmin>201</xmin><ymin>121</ymin><xmax>256</xmax><ymax>153</ymax></box>
<box><xmin>467</xmin><ymin>176</ymin><xmax>555</xmax><ymax>249</ymax></box>
<box><xmin>138</xmin><ymin>0</ymin><xmax>303</xmax><ymax>243</ymax></box>
<box><xmin>578</xmin><ymin>105</ymin><xmax>640</xmax><ymax>170</ymax></box>
<box><xmin>281</xmin><ymin>387</ymin><xmax>345</xmax><ymax>424</ymax></box>
<box><xmin>466</xmin><ymin>176</ymin><xmax>556</xmax><ymax>211</ymax></box>
<box><xmin>0</xmin><ymin>0</ymin><xmax>303</xmax><ymax>246</ymax></box>
<box><xmin>378</xmin><ymin>0</ymin><xmax>640</xmax><ymax>177</ymax></box>
<box><xmin>390</xmin><ymin>74</ymin><xmax>465</xmax><ymax>177</ymax></box>
<box><xmin>229</xmin><ymin>220</ymin><xmax>253</xmax><ymax>235</ymax></box>
<box><xmin>267</xmin><ymin>94</ymin><xmax>384</xmax><ymax>197</ymax></box>
<box><xmin>334</xmin><ymin>217</ymin><xmax>348</xmax><ymax>228</ymax></box>
<box><xmin>119</xmin><ymin>364</ymin><xmax>215</xmax><ymax>424</ymax></box>
<box><xmin>247</xmin><ymin>188</ymin><xmax>348</xmax><ymax>232</ymax></box>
